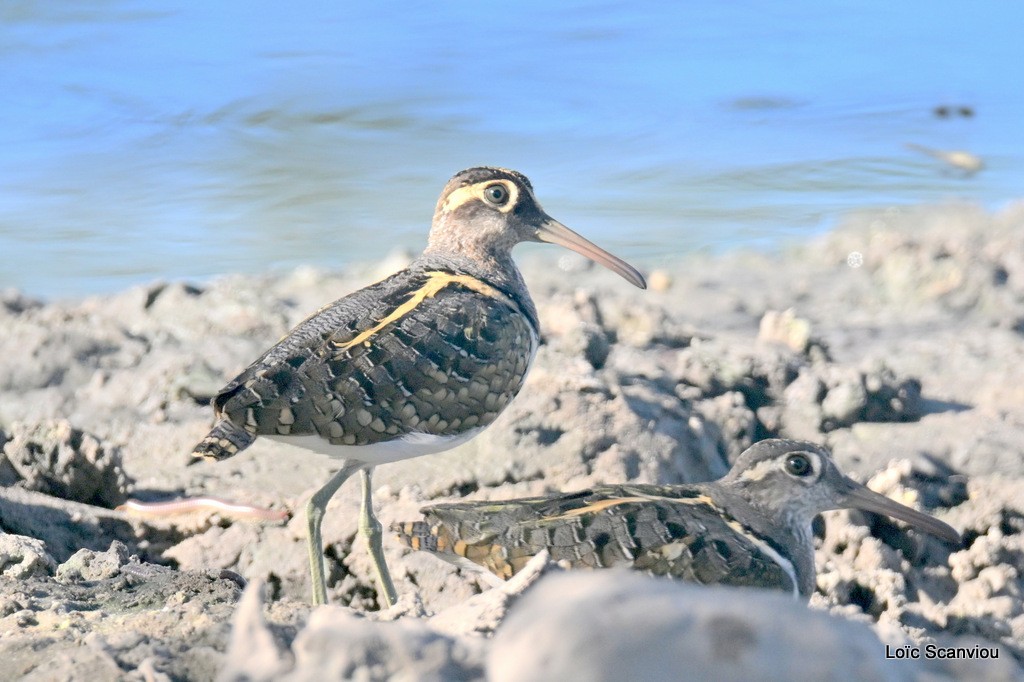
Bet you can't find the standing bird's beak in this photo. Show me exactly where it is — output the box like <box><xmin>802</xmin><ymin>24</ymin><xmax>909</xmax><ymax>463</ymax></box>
<box><xmin>536</xmin><ymin>218</ymin><xmax>647</xmax><ymax>289</ymax></box>
<box><xmin>838</xmin><ymin>480</ymin><xmax>962</xmax><ymax>545</ymax></box>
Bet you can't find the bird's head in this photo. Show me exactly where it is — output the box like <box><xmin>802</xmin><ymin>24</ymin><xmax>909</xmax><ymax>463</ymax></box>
<box><xmin>427</xmin><ymin>167</ymin><xmax>645</xmax><ymax>289</ymax></box>
<box><xmin>723</xmin><ymin>439</ymin><xmax>961</xmax><ymax>545</ymax></box>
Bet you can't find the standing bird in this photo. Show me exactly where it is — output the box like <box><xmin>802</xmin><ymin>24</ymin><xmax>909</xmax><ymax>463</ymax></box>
<box><xmin>393</xmin><ymin>439</ymin><xmax>960</xmax><ymax>597</ymax></box>
<box><xmin>190</xmin><ymin>167</ymin><xmax>646</xmax><ymax>606</ymax></box>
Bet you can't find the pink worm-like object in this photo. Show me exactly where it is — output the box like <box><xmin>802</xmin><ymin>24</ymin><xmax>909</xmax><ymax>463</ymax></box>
<box><xmin>116</xmin><ymin>497</ymin><xmax>289</xmax><ymax>522</ymax></box>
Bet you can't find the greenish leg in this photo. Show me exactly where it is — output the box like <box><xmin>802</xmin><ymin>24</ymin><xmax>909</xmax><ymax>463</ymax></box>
<box><xmin>359</xmin><ymin>467</ymin><xmax>398</xmax><ymax>608</ymax></box>
<box><xmin>306</xmin><ymin>460</ymin><xmax>364</xmax><ymax>606</ymax></box>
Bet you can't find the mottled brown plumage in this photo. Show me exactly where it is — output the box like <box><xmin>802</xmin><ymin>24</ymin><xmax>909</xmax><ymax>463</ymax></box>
<box><xmin>394</xmin><ymin>439</ymin><xmax>961</xmax><ymax>597</ymax></box>
<box><xmin>193</xmin><ymin>267</ymin><xmax>536</xmax><ymax>455</ymax></box>
<box><xmin>189</xmin><ymin>167</ymin><xmax>646</xmax><ymax>607</ymax></box>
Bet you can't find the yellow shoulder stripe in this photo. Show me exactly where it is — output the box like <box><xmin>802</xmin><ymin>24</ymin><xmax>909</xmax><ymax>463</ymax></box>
<box><xmin>549</xmin><ymin>496</ymin><xmax>649</xmax><ymax>520</ymax></box>
<box><xmin>332</xmin><ymin>271</ymin><xmax>507</xmax><ymax>352</ymax></box>
<box><xmin>545</xmin><ymin>493</ymin><xmax>718</xmax><ymax>522</ymax></box>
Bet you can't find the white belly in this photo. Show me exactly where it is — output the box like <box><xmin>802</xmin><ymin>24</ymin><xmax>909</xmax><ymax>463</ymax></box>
<box><xmin>266</xmin><ymin>426</ymin><xmax>485</xmax><ymax>466</ymax></box>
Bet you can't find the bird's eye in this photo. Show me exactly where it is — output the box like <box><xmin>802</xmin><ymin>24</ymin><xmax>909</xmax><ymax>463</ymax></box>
<box><xmin>483</xmin><ymin>183</ymin><xmax>509</xmax><ymax>206</ymax></box>
<box><xmin>784</xmin><ymin>453</ymin><xmax>813</xmax><ymax>477</ymax></box>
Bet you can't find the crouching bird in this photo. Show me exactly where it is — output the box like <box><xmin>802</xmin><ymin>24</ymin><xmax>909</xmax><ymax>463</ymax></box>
<box><xmin>393</xmin><ymin>439</ymin><xmax>961</xmax><ymax>597</ymax></box>
<box><xmin>190</xmin><ymin>167</ymin><xmax>646</xmax><ymax>606</ymax></box>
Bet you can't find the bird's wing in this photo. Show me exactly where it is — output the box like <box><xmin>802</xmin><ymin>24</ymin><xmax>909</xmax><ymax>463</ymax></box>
<box><xmin>624</xmin><ymin>493</ymin><xmax>799</xmax><ymax>593</ymax></box>
<box><xmin>411</xmin><ymin>485</ymin><xmax>798</xmax><ymax>592</ymax></box>
<box><xmin>213</xmin><ymin>267</ymin><xmax>536</xmax><ymax>446</ymax></box>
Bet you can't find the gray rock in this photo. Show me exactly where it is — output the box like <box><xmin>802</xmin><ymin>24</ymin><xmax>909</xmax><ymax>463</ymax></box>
<box><xmin>488</xmin><ymin>571</ymin><xmax>920</xmax><ymax>682</ymax></box>
<box><xmin>0</xmin><ymin>532</ymin><xmax>57</xmax><ymax>579</ymax></box>
<box><xmin>0</xmin><ymin>553</ymin><xmax>246</xmax><ymax>681</ymax></box>
<box><xmin>284</xmin><ymin>608</ymin><xmax>482</xmax><ymax>682</ymax></box>
<box><xmin>780</xmin><ymin>362</ymin><xmax>922</xmax><ymax>436</ymax></box>
<box><xmin>821</xmin><ymin>370</ymin><xmax>868</xmax><ymax>426</ymax></box>
<box><xmin>218</xmin><ymin>580</ymin><xmax>290</xmax><ymax>682</ymax></box>
<box><xmin>56</xmin><ymin>541</ymin><xmax>132</xmax><ymax>583</ymax></box>
<box><xmin>758</xmin><ymin>308</ymin><xmax>813</xmax><ymax>353</ymax></box>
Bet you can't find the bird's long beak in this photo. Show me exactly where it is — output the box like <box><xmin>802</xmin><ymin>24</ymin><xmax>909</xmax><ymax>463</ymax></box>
<box><xmin>839</xmin><ymin>481</ymin><xmax>961</xmax><ymax>545</ymax></box>
<box><xmin>536</xmin><ymin>218</ymin><xmax>646</xmax><ymax>289</ymax></box>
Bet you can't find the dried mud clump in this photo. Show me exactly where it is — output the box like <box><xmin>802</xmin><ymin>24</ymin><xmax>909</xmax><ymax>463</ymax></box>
<box><xmin>0</xmin><ymin>420</ymin><xmax>129</xmax><ymax>507</ymax></box>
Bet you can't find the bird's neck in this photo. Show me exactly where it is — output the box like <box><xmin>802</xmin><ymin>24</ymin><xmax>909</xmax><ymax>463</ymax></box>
<box><xmin>782</xmin><ymin>514</ymin><xmax>817</xmax><ymax>597</ymax></box>
<box><xmin>421</xmin><ymin>241</ymin><xmax>517</xmax><ymax>286</ymax></box>
<box><xmin>750</xmin><ymin>509</ymin><xmax>817</xmax><ymax>597</ymax></box>
<box><xmin>722</xmin><ymin>486</ymin><xmax>819</xmax><ymax>597</ymax></box>
<box><xmin>415</xmin><ymin>247</ymin><xmax>539</xmax><ymax>331</ymax></box>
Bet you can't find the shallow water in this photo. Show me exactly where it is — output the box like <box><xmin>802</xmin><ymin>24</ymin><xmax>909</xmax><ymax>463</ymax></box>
<box><xmin>1</xmin><ymin>1</ymin><xmax>1022</xmax><ymax>298</ymax></box>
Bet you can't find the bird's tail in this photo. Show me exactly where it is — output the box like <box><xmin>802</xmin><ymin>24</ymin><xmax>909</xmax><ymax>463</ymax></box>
<box><xmin>189</xmin><ymin>419</ymin><xmax>257</xmax><ymax>463</ymax></box>
<box><xmin>391</xmin><ymin>519</ymin><xmax>450</xmax><ymax>553</ymax></box>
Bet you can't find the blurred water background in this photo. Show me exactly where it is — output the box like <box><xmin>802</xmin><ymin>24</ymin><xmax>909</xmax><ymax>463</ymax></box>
<box><xmin>2</xmin><ymin>1</ymin><xmax>1022</xmax><ymax>298</ymax></box>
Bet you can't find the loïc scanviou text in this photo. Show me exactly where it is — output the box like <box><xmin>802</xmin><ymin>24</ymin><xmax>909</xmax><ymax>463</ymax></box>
<box><xmin>885</xmin><ymin>644</ymin><xmax>999</xmax><ymax>660</ymax></box>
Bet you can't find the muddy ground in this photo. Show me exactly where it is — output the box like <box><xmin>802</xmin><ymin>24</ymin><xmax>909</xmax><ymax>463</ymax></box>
<box><xmin>1</xmin><ymin>202</ymin><xmax>1023</xmax><ymax>680</ymax></box>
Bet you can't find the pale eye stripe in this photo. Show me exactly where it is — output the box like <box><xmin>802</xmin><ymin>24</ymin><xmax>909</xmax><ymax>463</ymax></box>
<box><xmin>738</xmin><ymin>460</ymin><xmax>779</xmax><ymax>482</ymax></box>
<box><xmin>442</xmin><ymin>180</ymin><xmax>519</xmax><ymax>214</ymax></box>
<box><xmin>739</xmin><ymin>452</ymin><xmax>823</xmax><ymax>483</ymax></box>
